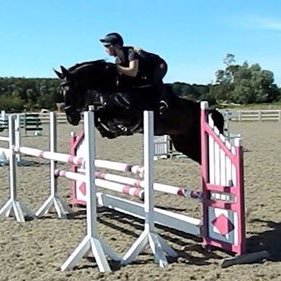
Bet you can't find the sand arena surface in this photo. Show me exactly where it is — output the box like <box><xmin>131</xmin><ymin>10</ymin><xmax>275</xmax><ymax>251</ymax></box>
<box><xmin>1</xmin><ymin>121</ymin><xmax>281</xmax><ymax>281</ymax></box>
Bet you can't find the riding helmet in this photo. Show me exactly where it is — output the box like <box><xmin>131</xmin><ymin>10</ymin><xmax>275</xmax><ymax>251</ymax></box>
<box><xmin>100</xmin><ymin>32</ymin><xmax>124</xmax><ymax>47</ymax></box>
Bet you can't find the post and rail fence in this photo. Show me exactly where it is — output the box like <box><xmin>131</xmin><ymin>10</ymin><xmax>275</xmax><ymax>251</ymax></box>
<box><xmin>222</xmin><ymin>109</ymin><xmax>281</xmax><ymax>121</ymax></box>
<box><xmin>2</xmin><ymin>109</ymin><xmax>281</xmax><ymax>127</ymax></box>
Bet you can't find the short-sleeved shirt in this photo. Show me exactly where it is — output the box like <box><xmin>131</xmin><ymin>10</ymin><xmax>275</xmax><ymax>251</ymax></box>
<box><xmin>116</xmin><ymin>46</ymin><xmax>164</xmax><ymax>79</ymax></box>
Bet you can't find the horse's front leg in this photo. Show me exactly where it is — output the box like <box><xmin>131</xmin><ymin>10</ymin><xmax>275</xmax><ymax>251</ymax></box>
<box><xmin>94</xmin><ymin>116</ymin><xmax>117</xmax><ymax>139</ymax></box>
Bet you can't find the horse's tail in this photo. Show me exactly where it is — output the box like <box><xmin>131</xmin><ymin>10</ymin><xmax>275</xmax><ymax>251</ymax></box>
<box><xmin>210</xmin><ymin>109</ymin><xmax>224</xmax><ymax>134</ymax></box>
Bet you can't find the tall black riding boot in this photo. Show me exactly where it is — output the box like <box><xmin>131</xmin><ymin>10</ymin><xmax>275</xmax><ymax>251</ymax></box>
<box><xmin>158</xmin><ymin>84</ymin><xmax>169</xmax><ymax>116</ymax></box>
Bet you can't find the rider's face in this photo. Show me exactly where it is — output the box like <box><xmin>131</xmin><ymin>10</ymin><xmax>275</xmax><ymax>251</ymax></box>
<box><xmin>105</xmin><ymin>45</ymin><xmax>117</xmax><ymax>57</ymax></box>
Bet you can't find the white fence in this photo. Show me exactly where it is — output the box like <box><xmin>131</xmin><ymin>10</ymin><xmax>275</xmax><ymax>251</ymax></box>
<box><xmin>31</xmin><ymin>112</ymin><xmax>67</xmax><ymax>124</ymax></box>
<box><xmin>2</xmin><ymin>109</ymin><xmax>280</xmax><ymax>160</ymax></box>
<box><xmin>3</xmin><ymin>110</ymin><xmax>281</xmax><ymax>125</ymax></box>
<box><xmin>34</xmin><ymin>109</ymin><xmax>281</xmax><ymax>122</ymax></box>
<box><xmin>223</xmin><ymin>109</ymin><xmax>281</xmax><ymax>121</ymax></box>
<box><xmin>1</xmin><ymin>112</ymin><xmax>67</xmax><ymax>125</ymax></box>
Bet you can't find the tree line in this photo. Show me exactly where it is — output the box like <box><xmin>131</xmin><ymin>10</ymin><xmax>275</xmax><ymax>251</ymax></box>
<box><xmin>0</xmin><ymin>77</ymin><xmax>62</xmax><ymax>111</ymax></box>
<box><xmin>172</xmin><ymin>54</ymin><xmax>281</xmax><ymax>106</ymax></box>
<box><xmin>0</xmin><ymin>54</ymin><xmax>280</xmax><ymax>111</ymax></box>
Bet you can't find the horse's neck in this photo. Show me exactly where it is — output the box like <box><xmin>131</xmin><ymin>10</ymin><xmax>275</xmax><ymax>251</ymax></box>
<box><xmin>72</xmin><ymin>61</ymin><xmax>119</xmax><ymax>92</ymax></box>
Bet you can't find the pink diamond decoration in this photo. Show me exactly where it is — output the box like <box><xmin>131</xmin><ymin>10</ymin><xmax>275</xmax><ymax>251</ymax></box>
<box><xmin>211</xmin><ymin>213</ymin><xmax>235</xmax><ymax>235</ymax></box>
<box><xmin>79</xmin><ymin>183</ymin><xmax>86</xmax><ymax>196</ymax></box>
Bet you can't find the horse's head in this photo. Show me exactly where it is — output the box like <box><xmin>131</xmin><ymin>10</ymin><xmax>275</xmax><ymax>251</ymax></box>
<box><xmin>54</xmin><ymin>60</ymin><xmax>118</xmax><ymax>125</ymax></box>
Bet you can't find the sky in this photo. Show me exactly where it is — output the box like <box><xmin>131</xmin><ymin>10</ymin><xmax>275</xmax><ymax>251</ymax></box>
<box><xmin>0</xmin><ymin>0</ymin><xmax>280</xmax><ymax>86</ymax></box>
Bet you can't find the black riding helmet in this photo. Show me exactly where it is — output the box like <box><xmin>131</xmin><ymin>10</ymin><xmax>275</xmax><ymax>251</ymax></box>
<box><xmin>100</xmin><ymin>32</ymin><xmax>124</xmax><ymax>47</ymax></box>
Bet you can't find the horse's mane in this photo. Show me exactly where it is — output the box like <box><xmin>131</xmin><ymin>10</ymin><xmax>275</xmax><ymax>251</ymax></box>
<box><xmin>68</xmin><ymin>59</ymin><xmax>113</xmax><ymax>72</ymax></box>
<box><xmin>68</xmin><ymin>60</ymin><xmax>114</xmax><ymax>74</ymax></box>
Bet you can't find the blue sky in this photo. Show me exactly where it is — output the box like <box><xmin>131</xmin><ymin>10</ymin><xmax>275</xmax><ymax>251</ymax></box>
<box><xmin>0</xmin><ymin>0</ymin><xmax>280</xmax><ymax>86</ymax></box>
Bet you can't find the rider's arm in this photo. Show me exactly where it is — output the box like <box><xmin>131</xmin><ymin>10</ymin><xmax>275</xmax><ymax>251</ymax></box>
<box><xmin>117</xmin><ymin>59</ymin><xmax>139</xmax><ymax>77</ymax></box>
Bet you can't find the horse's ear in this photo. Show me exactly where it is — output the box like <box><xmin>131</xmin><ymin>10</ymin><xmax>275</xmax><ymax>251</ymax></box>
<box><xmin>53</xmin><ymin>68</ymin><xmax>64</xmax><ymax>79</ymax></box>
<box><xmin>60</xmin><ymin>66</ymin><xmax>70</xmax><ymax>79</ymax></box>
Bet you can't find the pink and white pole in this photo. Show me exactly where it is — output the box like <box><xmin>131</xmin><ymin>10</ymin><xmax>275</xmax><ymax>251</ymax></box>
<box><xmin>70</xmin><ymin>132</ymin><xmax>144</xmax><ymax>177</ymax></box>
<box><xmin>95</xmin><ymin>171</ymin><xmax>202</xmax><ymax>200</ymax></box>
<box><xmin>14</xmin><ymin>146</ymin><xmax>84</xmax><ymax>166</ymax></box>
<box><xmin>95</xmin><ymin>159</ymin><xmax>144</xmax><ymax>177</ymax></box>
<box><xmin>55</xmin><ymin>169</ymin><xmax>144</xmax><ymax>200</ymax></box>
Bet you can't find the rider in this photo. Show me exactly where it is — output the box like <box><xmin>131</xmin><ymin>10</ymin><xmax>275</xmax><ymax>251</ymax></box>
<box><xmin>100</xmin><ymin>32</ymin><xmax>169</xmax><ymax>115</ymax></box>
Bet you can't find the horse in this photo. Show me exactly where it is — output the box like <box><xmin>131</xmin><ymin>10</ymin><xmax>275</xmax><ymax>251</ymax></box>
<box><xmin>54</xmin><ymin>60</ymin><xmax>224</xmax><ymax>164</ymax></box>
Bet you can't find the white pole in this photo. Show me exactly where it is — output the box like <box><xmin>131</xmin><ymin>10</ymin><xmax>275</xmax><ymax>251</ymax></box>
<box><xmin>35</xmin><ymin>112</ymin><xmax>72</xmax><ymax>218</ymax></box>
<box><xmin>144</xmin><ymin>111</ymin><xmax>155</xmax><ymax>232</ymax></box>
<box><xmin>122</xmin><ymin>111</ymin><xmax>176</xmax><ymax>267</ymax></box>
<box><xmin>1</xmin><ymin>110</ymin><xmax>6</xmax><ymax>120</ymax></box>
<box><xmin>50</xmin><ymin>112</ymin><xmax>57</xmax><ymax>197</ymax></box>
<box><xmin>84</xmin><ymin>111</ymin><xmax>97</xmax><ymax>238</ymax></box>
<box><xmin>0</xmin><ymin>115</ymin><xmax>34</xmax><ymax>222</ymax></box>
<box><xmin>15</xmin><ymin>115</ymin><xmax>21</xmax><ymax>163</ymax></box>
<box><xmin>8</xmin><ymin>115</ymin><xmax>17</xmax><ymax>202</ymax></box>
<box><xmin>61</xmin><ymin>109</ymin><xmax>119</xmax><ymax>272</ymax></box>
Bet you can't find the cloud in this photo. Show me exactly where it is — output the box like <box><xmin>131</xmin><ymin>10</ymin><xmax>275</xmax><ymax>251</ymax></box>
<box><xmin>241</xmin><ymin>15</ymin><xmax>281</xmax><ymax>31</ymax></box>
<box><xmin>253</xmin><ymin>17</ymin><xmax>281</xmax><ymax>31</ymax></box>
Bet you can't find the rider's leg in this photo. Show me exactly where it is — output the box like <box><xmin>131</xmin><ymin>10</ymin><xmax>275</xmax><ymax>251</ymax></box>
<box><xmin>151</xmin><ymin>62</ymin><xmax>169</xmax><ymax>115</ymax></box>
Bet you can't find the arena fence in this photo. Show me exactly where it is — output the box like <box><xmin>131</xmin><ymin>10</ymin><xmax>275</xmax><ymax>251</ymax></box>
<box><xmin>223</xmin><ymin>109</ymin><xmax>281</xmax><ymax>121</ymax></box>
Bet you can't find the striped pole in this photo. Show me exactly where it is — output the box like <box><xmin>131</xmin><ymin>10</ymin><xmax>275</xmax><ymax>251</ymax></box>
<box><xmin>95</xmin><ymin>160</ymin><xmax>144</xmax><ymax>177</ymax></box>
<box><xmin>95</xmin><ymin>171</ymin><xmax>202</xmax><ymax>200</ymax></box>
<box><xmin>55</xmin><ymin>169</ymin><xmax>144</xmax><ymax>200</ymax></box>
<box><xmin>55</xmin><ymin>169</ymin><xmax>86</xmax><ymax>182</ymax></box>
<box><xmin>71</xmin><ymin>132</ymin><xmax>144</xmax><ymax>177</ymax></box>
<box><xmin>14</xmin><ymin>146</ymin><xmax>84</xmax><ymax>166</ymax></box>
<box><xmin>14</xmin><ymin>144</ymin><xmax>144</xmax><ymax>178</ymax></box>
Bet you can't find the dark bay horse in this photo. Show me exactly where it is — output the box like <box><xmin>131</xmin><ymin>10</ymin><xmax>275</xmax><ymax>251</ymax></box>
<box><xmin>54</xmin><ymin>60</ymin><xmax>224</xmax><ymax>164</ymax></box>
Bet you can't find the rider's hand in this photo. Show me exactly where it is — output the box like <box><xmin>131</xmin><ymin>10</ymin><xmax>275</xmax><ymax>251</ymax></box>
<box><xmin>116</xmin><ymin>64</ymin><xmax>123</xmax><ymax>75</ymax></box>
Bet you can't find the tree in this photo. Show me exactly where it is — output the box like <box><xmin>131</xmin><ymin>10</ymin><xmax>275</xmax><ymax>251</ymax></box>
<box><xmin>212</xmin><ymin>55</ymin><xmax>279</xmax><ymax>104</ymax></box>
<box><xmin>223</xmin><ymin>53</ymin><xmax>235</xmax><ymax>66</ymax></box>
<box><xmin>0</xmin><ymin>77</ymin><xmax>60</xmax><ymax>111</ymax></box>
